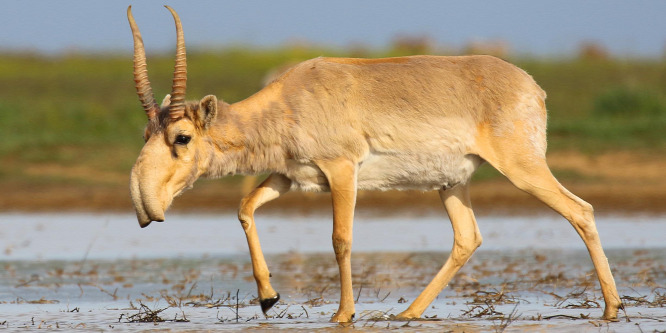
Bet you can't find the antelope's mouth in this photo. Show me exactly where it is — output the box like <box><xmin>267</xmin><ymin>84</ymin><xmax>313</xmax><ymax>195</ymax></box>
<box><xmin>137</xmin><ymin>209</ymin><xmax>164</xmax><ymax>228</ymax></box>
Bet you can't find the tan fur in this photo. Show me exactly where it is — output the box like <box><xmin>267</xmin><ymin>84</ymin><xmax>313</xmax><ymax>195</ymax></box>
<box><xmin>128</xmin><ymin>9</ymin><xmax>621</xmax><ymax>323</ymax></box>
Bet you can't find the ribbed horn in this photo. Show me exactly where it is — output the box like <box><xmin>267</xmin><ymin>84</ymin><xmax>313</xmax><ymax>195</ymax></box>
<box><xmin>127</xmin><ymin>6</ymin><xmax>160</xmax><ymax>120</ymax></box>
<box><xmin>165</xmin><ymin>6</ymin><xmax>187</xmax><ymax>120</ymax></box>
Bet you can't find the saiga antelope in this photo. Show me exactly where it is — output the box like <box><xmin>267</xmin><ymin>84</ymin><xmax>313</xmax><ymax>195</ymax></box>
<box><xmin>127</xmin><ymin>6</ymin><xmax>621</xmax><ymax>323</ymax></box>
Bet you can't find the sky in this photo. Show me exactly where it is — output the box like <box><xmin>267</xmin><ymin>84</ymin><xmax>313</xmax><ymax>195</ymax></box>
<box><xmin>1</xmin><ymin>0</ymin><xmax>666</xmax><ymax>57</ymax></box>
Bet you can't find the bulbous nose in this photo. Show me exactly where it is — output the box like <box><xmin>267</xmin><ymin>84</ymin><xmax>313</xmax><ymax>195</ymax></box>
<box><xmin>130</xmin><ymin>160</ymin><xmax>167</xmax><ymax>228</ymax></box>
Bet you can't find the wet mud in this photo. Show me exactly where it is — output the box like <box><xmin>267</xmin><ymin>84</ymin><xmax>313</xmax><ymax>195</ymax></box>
<box><xmin>2</xmin><ymin>250</ymin><xmax>665</xmax><ymax>332</ymax></box>
<box><xmin>1</xmin><ymin>213</ymin><xmax>665</xmax><ymax>332</ymax></box>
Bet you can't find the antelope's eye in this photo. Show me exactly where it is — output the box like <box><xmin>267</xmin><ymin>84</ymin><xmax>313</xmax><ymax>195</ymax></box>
<box><xmin>174</xmin><ymin>134</ymin><xmax>191</xmax><ymax>145</ymax></box>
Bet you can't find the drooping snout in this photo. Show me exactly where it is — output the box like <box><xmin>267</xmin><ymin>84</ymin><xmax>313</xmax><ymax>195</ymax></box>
<box><xmin>129</xmin><ymin>145</ymin><xmax>170</xmax><ymax>228</ymax></box>
<box><xmin>130</xmin><ymin>166</ymin><xmax>164</xmax><ymax>228</ymax></box>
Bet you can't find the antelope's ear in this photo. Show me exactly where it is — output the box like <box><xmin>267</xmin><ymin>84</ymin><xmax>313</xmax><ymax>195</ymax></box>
<box><xmin>161</xmin><ymin>94</ymin><xmax>171</xmax><ymax>108</ymax></box>
<box><xmin>197</xmin><ymin>95</ymin><xmax>218</xmax><ymax>129</ymax></box>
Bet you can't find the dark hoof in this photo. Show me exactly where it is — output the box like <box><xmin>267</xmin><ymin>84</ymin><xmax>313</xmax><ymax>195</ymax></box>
<box><xmin>260</xmin><ymin>293</ymin><xmax>280</xmax><ymax>314</ymax></box>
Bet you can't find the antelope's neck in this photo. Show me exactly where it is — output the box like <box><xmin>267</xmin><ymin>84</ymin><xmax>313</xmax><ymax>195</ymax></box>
<box><xmin>207</xmin><ymin>85</ymin><xmax>292</xmax><ymax>177</ymax></box>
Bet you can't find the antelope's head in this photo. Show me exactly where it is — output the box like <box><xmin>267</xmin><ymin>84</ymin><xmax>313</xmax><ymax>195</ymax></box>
<box><xmin>128</xmin><ymin>6</ymin><xmax>219</xmax><ymax>227</ymax></box>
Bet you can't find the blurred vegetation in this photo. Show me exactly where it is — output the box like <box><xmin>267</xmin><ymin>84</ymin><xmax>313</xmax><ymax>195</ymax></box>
<box><xmin>519</xmin><ymin>59</ymin><xmax>666</xmax><ymax>152</ymax></box>
<box><xmin>1</xmin><ymin>47</ymin><xmax>665</xmax><ymax>186</ymax></box>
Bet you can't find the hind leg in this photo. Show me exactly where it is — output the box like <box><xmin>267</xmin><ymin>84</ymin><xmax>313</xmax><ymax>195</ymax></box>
<box><xmin>478</xmin><ymin>134</ymin><xmax>621</xmax><ymax>320</ymax></box>
<box><xmin>396</xmin><ymin>183</ymin><xmax>482</xmax><ymax>319</ymax></box>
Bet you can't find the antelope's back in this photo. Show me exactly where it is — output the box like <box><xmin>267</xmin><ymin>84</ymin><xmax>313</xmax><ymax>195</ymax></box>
<box><xmin>277</xmin><ymin>55</ymin><xmax>544</xmax><ymax>156</ymax></box>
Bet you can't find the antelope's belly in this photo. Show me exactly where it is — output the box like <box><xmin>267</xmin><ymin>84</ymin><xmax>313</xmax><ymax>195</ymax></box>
<box><xmin>284</xmin><ymin>160</ymin><xmax>330</xmax><ymax>192</ymax></box>
<box><xmin>285</xmin><ymin>153</ymin><xmax>481</xmax><ymax>192</ymax></box>
<box><xmin>357</xmin><ymin>152</ymin><xmax>481</xmax><ymax>191</ymax></box>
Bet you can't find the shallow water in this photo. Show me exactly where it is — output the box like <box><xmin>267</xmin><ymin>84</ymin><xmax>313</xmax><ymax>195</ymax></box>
<box><xmin>1</xmin><ymin>212</ymin><xmax>665</xmax><ymax>331</ymax></box>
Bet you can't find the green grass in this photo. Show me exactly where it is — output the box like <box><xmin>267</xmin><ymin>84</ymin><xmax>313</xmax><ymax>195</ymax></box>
<box><xmin>1</xmin><ymin>49</ymin><xmax>665</xmax><ymax>185</ymax></box>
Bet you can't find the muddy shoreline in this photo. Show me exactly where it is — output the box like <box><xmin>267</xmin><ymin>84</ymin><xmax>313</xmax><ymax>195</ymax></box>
<box><xmin>2</xmin><ymin>211</ymin><xmax>665</xmax><ymax>331</ymax></box>
<box><xmin>2</xmin><ymin>247</ymin><xmax>665</xmax><ymax>331</ymax></box>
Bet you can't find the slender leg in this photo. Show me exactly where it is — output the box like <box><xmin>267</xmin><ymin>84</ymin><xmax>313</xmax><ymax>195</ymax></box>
<box><xmin>495</xmin><ymin>158</ymin><xmax>622</xmax><ymax>320</ymax></box>
<box><xmin>238</xmin><ymin>173</ymin><xmax>291</xmax><ymax>314</ymax></box>
<box><xmin>316</xmin><ymin>158</ymin><xmax>358</xmax><ymax>323</ymax></box>
<box><xmin>396</xmin><ymin>183</ymin><xmax>482</xmax><ymax>319</ymax></box>
<box><xmin>475</xmin><ymin>116</ymin><xmax>622</xmax><ymax>320</ymax></box>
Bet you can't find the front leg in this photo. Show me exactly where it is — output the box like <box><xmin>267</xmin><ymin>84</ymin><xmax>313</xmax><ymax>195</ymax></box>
<box><xmin>316</xmin><ymin>158</ymin><xmax>358</xmax><ymax>323</ymax></box>
<box><xmin>238</xmin><ymin>173</ymin><xmax>291</xmax><ymax>315</ymax></box>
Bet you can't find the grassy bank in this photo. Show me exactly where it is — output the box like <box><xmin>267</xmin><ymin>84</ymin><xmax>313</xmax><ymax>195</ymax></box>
<box><xmin>1</xmin><ymin>49</ymin><xmax>665</xmax><ymax>189</ymax></box>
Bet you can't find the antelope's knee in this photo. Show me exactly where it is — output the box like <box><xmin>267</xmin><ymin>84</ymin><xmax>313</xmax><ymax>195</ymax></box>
<box><xmin>570</xmin><ymin>201</ymin><xmax>600</xmax><ymax>240</ymax></box>
<box><xmin>332</xmin><ymin>234</ymin><xmax>352</xmax><ymax>257</ymax></box>
<box><xmin>238</xmin><ymin>197</ymin><xmax>256</xmax><ymax>230</ymax></box>
<box><xmin>238</xmin><ymin>210</ymin><xmax>253</xmax><ymax>231</ymax></box>
<box><xmin>451</xmin><ymin>233</ymin><xmax>482</xmax><ymax>266</ymax></box>
<box><xmin>578</xmin><ymin>201</ymin><xmax>595</xmax><ymax>225</ymax></box>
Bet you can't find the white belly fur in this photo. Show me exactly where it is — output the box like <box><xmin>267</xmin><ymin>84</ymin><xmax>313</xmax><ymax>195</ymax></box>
<box><xmin>285</xmin><ymin>152</ymin><xmax>482</xmax><ymax>192</ymax></box>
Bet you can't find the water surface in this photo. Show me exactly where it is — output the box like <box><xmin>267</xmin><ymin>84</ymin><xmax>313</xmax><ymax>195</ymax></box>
<box><xmin>1</xmin><ymin>213</ymin><xmax>664</xmax><ymax>331</ymax></box>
